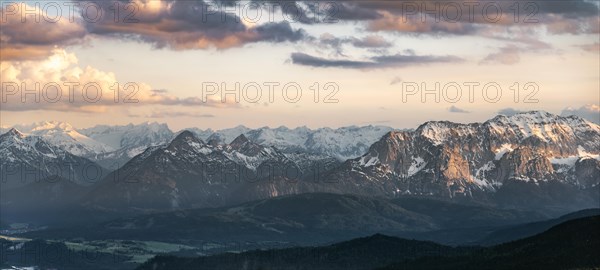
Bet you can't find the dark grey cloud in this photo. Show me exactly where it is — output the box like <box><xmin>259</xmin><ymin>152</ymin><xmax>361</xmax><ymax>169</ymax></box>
<box><xmin>1</xmin><ymin>0</ymin><xmax>311</xmax><ymax>60</ymax></box>
<box><xmin>350</xmin><ymin>35</ymin><xmax>392</xmax><ymax>48</ymax></box>
<box><xmin>252</xmin><ymin>22</ymin><xmax>307</xmax><ymax>43</ymax></box>
<box><xmin>448</xmin><ymin>106</ymin><xmax>470</xmax><ymax>113</ymax></box>
<box><xmin>243</xmin><ymin>0</ymin><xmax>598</xmax><ymax>25</ymax></box>
<box><xmin>291</xmin><ymin>52</ymin><xmax>462</xmax><ymax>69</ymax></box>
<box><xmin>340</xmin><ymin>0</ymin><xmax>598</xmax><ymax>37</ymax></box>
<box><xmin>332</xmin><ymin>2</ymin><xmax>383</xmax><ymax>21</ymax></box>
<box><xmin>83</xmin><ymin>1</ymin><xmax>309</xmax><ymax>50</ymax></box>
<box><xmin>291</xmin><ymin>53</ymin><xmax>371</xmax><ymax>68</ymax></box>
<box><xmin>281</xmin><ymin>1</ymin><xmax>317</xmax><ymax>24</ymax></box>
<box><xmin>347</xmin><ymin>0</ymin><xmax>598</xmax><ymax>21</ymax></box>
<box><xmin>163</xmin><ymin>0</ymin><xmax>599</xmax><ymax>33</ymax></box>
<box><xmin>3</xmin><ymin>0</ymin><xmax>596</xmax><ymax>63</ymax></box>
<box><xmin>373</xmin><ymin>53</ymin><xmax>462</xmax><ymax>66</ymax></box>
<box><xmin>534</xmin><ymin>0</ymin><xmax>599</xmax><ymax>18</ymax></box>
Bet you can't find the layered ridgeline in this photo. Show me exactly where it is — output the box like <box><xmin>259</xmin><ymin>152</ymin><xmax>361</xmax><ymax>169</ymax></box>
<box><xmin>2</xmin><ymin>121</ymin><xmax>175</xmax><ymax>170</ymax></box>
<box><xmin>21</xmin><ymin>193</ymin><xmax>546</xmax><ymax>245</ymax></box>
<box><xmin>10</xmin><ymin>207</ymin><xmax>599</xmax><ymax>270</ymax></box>
<box><xmin>79</xmin><ymin>122</ymin><xmax>175</xmax><ymax>169</ymax></box>
<box><xmin>0</xmin><ymin>129</ymin><xmax>108</xmax><ymax>189</ymax></box>
<box><xmin>191</xmin><ymin>125</ymin><xmax>394</xmax><ymax>160</ymax></box>
<box><xmin>84</xmin><ymin>132</ymin><xmax>340</xmax><ymax>211</ymax></box>
<box><xmin>1</xmin><ymin>121</ymin><xmax>392</xmax><ymax>170</ymax></box>
<box><xmin>6</xmin><ymin>121</ymin><xmax>113</xmax><ymax>157</ymax></box>
<box><xmin>325</xmin><ymin>111</ymin><xmax>600</xmax><ymax>213</ymax></box>
<box><xmin>135</xmin><ymin>215</ymin><xmax>600</xmax><ymax>270</ymax></box>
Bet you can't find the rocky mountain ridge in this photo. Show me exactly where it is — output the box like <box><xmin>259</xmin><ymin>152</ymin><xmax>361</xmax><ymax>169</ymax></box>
<box><xmin>321</xmin><ymin>111</ymin><xmax>599</xmax><ymax>213</ymax></box>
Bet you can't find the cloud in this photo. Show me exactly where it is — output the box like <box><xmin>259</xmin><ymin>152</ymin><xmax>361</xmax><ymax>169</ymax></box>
<box><xmin>577</xmin><ymin>43</ymin><xmax>600</xmax><ymax>53</ymax></box>
<box><xmin>219</xmin><ymin>0</ymin><xmax>599</xmax><ymax>26</ymax></box>
<box><xmin>0</xmin><ymin>1</ymin><xmax>310</xmax><ymax>60</ymax></box>
<box><xmin>151</xmin><ymin>89</ymin><xmax>169</xmax><ymax>94</ymax></box>
<box><xmin>561</xmin><ymin>105</ymin><xmax>600</xmax><ymax>124</ymax></box>
<box><xmin>366</xmin><ymin>12</ymin><xmax>478</xmax><ymax>35</ymax></box>
<box><xmin>330</xmin><ymin>0</ymin><xmax>599</xmax><ymax>58</ymax></box>
<box><xmin>350</xmin><ymin>1</ymin><xmax>598</xmax><ymax>33</ymax></box>
<box><xmin>477</xmin><ymin>27</ymin><xmax>557</xmax><ymax>65</ymax></box>
<box><xmin>389</xmin><ymin>76</ymin><xmax>403</xmax><ymax>85</ymax></box>
<box><xmin>448</xmin><ymin>106</ymin><xmax>470</xmax><ymax>113</ymax></box>
<box><xmin>333</xmin><ymin>2</ymin><xmax>383</xmax><ymax>21</ymax></box>
<box><xmin>291</xmin><ymin>53</ymin><xmax>372</xmax><ymax>68</ymax></box>
<box><xmin>3</xmin><ymin>0</ymin><xmax>597</xmax><ymax>61</ymax></box>
<box><xmin>480</xmin><ymin>45</ymin><xmax>521</xmax><ymax>65</ymax></box>
<box><xmin>0</xmin><ymin>50</ymin><xmax>238</xmax><ymax>112</ymax></box>
<box><xmin>130</xmin><ymin>110</ymin><xmax>216</xmax><ymax>118</ymax></box>
<box><xmin>544</xmin><ymin>16</ymin><xmax>599</xmax><ymax>35</ymax></box>
<box><xmin>291</xmin><ymin>52</ymin><xmax>462</xmax><ymax>69</ymax></box>
<box><xmin>84</xmin><ymin>0</ymin><xmax>308</xmax><ymax>50</ymax></box>
<box><xmin>317</xmin><ymin>33</ymin><xmax>391</xmax><ymax>56</ymax></box>
<box><xmin>0</xmin><ymin>3</ymin><xmax>87</xmax><ymax>60</ymax></box>
<box><xmin>350</xmin><ymin>35</ymin><xmax>392</xmax><ymax>48</ymax></box>
<box><xmin>497</xmin><ymin>108</ymin><xmax>523</xmax><ymax>116</ymax></box>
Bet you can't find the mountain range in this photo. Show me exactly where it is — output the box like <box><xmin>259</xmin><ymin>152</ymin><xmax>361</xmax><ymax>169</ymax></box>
<box><xmin>0</xmin><ymin>129</ymin><xmax>109</xmax><ymax>189</ymax></box>
<box><xmin>2</xmin><ymin>110</ymin><xmax>599</xmax><ymax>270</ymax></box>
<box><xmin>1</xmin><ymin>121</ymin><xmax>393</xmax><ymax>170</ymax></box>
<box><xmin>83</xmin><ymin>131</ymin><xmax>340</xmax><ymax>211</ymax></box>
<box><xmin>1</xmin><ymin>111</ymin><xmax>599</xmax><ymax>220</ymax></box>
<box><xmin>324</xmin><ymin>111</ymin><xmax>600</xmax><ymax>214</ymax></box>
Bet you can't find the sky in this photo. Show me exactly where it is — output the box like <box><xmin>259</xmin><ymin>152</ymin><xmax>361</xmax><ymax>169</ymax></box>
<box><xmin>1</xmin><ymin>0</ymin><xmax>599</xmax><ymax>130</ymax></box>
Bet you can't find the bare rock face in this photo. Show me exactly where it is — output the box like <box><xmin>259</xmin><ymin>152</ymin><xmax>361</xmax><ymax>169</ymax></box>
<box><xmin>325</xmin><ymin>111</ymin><xmax>600</xmax><ymax>212</ymax></box>
<box><xmin>495</xmin><ymin>145</ymin><xmax>556</xmax><ymax>182</ymax></box>
<box><xmin>439</xmin><ymin>146</ymin><xmax>472</xmax><ymax>183</ymax></box>
<box><xmin>570</xmin><ymin>158</ymin><xmax>600</xmax><ymax>188</ymax></box>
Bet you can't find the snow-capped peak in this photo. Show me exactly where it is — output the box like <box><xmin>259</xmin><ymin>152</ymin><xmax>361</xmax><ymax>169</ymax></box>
<box><xmin>3</xmin><ymin>128</ymin><xmax>25</xmax><ymax>138</ymax></box>
<box><xmin>6</xmin><ymin>121</ymin><xmax>114</xmax><ymax>156</ymax></box>
<box><xmin>416</xmin><ymin>111</ymin><xmax>598</xmax><ymax>147</ymax></box>
<box><xmin>80</xmin><ymin>122</ymin><xmax>174</xmax><ymax>150</ymax></box>
<box><xmin>31</xmin><ymin>121</ymin><xmax>76</xmax><ymax>132</ymax></box>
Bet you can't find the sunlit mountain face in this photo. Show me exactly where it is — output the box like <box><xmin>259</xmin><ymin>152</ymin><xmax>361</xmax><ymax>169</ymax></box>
<box><xmin>1</xmin><ymin>1</ymin><xmax>598</xmax><ymax>269</ymax></box>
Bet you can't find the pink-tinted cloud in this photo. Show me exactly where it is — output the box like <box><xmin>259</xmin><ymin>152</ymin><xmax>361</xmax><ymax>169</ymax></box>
<box><xmin>0</xmin><ymin>50</ymin><xmax>238</xmax><ymax>112</ymax></box>
<box><xmin>480</xmin><ymin>45</ymin><xmax>521</xmax><ymax>65</ymax></box>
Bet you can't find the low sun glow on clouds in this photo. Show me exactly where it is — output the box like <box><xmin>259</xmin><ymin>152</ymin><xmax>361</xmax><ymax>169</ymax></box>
<box><xmin>1</xmin><ymin>0</ymin><xmax>598</xmax><ymax>129</ymax></box>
